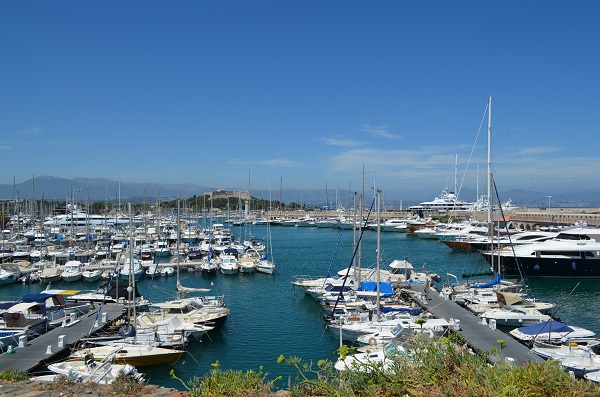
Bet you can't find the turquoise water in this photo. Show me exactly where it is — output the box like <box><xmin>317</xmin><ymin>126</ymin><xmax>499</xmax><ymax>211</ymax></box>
<box><xmin>1</xmin><ymin>225</ymin><xmax>597</xmax><ymax>389</ymax></box>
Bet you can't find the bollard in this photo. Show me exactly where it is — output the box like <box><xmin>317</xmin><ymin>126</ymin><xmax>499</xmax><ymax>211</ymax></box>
<box><xmin>58</xmin><ymin>335</ymin><xmax>66</xmax><ymax>348</ymax></box>
<box><xmin>46</xmin><ymin>345</ymin><xmax>52</xmax><ymax>354</ymax></box>
<box><xmin>18</xmin><ymin>335</ymin><xmax>27</xmax><ymax>348</ymax></box>
<box><xmin>102</xmin><ymin>312</ymin><xmax>108</xmax><ymax>324</ymax></box>
<box><xmin>489</xmin><ymin>319</ymin><xmax>497</xmax><ymax>330</ymax></box>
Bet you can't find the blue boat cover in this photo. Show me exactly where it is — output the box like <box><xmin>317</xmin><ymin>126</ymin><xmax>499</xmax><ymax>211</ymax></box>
<box><xmin>470</xmin><ymin>274</ymin><xmax>501</xmax><ymax>289</ymax></box>
<box><xmin>0</xmin><ymin>302</ymin><xmax>17</xmax><ymax>310</ymax></box>
<box><xmin>358</xmin><ymin>281</ymin><xmax>394</xmax><ymax>297</ymax></box>
<box><xmin>380</xmin><ymin>306</ymin><xmax>423</xmax><ymax>315</ymax></box>
<box><xmin>515</xmin><ymin>320</ymin><xmax>573</xmax><ymax>335</ymax></box>
<box><xmin>21</xmin><ymin>293</ymin><xmax>56</xmax><ymax>303</ymax></box>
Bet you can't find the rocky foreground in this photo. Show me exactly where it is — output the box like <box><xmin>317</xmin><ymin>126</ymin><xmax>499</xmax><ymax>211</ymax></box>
<box><xmin>0</xmin><ymin>380</ymin><xmax>189</xmax><ymax>397</ymax></box>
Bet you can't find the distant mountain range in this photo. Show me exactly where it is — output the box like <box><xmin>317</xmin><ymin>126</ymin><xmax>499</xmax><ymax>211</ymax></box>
<box><xmin>0</xmin><ymin>176</ymin><xmax>598</xmax><ymax>209</ymax></box>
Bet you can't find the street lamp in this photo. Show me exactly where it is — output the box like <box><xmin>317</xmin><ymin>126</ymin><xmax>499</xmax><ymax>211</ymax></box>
<box><xmin>546</xmin><ymin>195</ymin><xmax>552</xmax><ymax>210</ymax></box>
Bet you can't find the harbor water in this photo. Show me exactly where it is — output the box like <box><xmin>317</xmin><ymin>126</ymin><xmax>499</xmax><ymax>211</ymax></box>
<box><xmin>0</xmin><ymin>224</ymin><xmax>598</xmax><ymax>389</ymax></box>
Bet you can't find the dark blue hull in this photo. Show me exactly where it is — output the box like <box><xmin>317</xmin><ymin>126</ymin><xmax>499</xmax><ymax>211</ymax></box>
<box><xmin>482</xmin><ymin>252</ymin><xmax>600</xmax><ymax>278</ymax></box>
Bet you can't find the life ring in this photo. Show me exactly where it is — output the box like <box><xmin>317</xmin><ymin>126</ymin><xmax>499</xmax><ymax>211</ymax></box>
<box><xmin>368</xmin><ymin>337</ymin><xmax>377</xmax><ymax>346</ymax></box>
<box><xmin>11</xmin><ymin>313</ymin><xmax>20</xmax><ymax>321</ymax></box>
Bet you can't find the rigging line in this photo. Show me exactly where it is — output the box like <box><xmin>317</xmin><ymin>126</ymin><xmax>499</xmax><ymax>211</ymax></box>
<box><xmin>494</xmin><ymin>105</ymin><xmax>542</xmax><ymax>199</ymax></box>
<box><xmin>456</xmin><ymin>100</ymin><xmax>489</xmax><ymax>202</ymax></box>
<box><xmin>322</xmin><ymin>225</ymin><xmax>345</xmax><ymax>290</ymax></box>
<box><xmin>88</xmin><ymin>248</ymin><xmax>126</xmax><ymax>335</ymax></box>
<box><xmin>526</xmin><ymin>282</ymin><xmax>580</xmax><ymax>348</ymax></box>
<box><xmin>329</xmin><ymin>196</ymin><xmax>376</xmax><ymax>317</ymax></box>
<box><xmin>493</xmin><ymin>179</ymin><xmax>527</xmax><ymax>290</ymax></box>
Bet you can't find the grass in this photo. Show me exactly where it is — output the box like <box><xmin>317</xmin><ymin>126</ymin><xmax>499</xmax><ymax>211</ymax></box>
<box><xmin>5</xmin><ymin>335</ymin><xmax>600</xmax><ymax>397</ymax></box>
<box><xmin>171</xmin><ymin>335</ymin><xmax>600</xmax><ymax>397</ymax></box>
<box><xmin>31</xmin><ymin>371</ymin><xmax>155</xmax><ymax>397</ymax></box>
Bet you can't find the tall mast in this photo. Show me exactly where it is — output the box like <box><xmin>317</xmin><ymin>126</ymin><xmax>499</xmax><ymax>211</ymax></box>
<box><xmin>487</xmin><ymin>96</ymin><xmax>493</xmax><ymax>223</ymax></box>
<box><xmin>486</xmin><ymin>96</ymin><xmax>494</xmax><ymax>274</ymax></box>
<box><xmin>376</xmin><ymin>187</ymin><xmax>381</xmax><ymax>322</ymax></box>
<box><xmin>176</xmin><ymin>198</ymin><xmax>181</xmax><ymax>296</ymax></box>
<box><xmin>128</xmin><ymin>202</ymin><xmax>136</xmax><ymax>341</ymax></box>
<box><xmin>454</xmin><ymin>154</ymin><xmax>458</xmax><ymax>198</ymax></box>
<box><xmin>32</xmin><ymin>174</ymin><xmax>35</xmax><ymax>217</ymax></box>
<box><xmin>357</xmin><ymin>165</ymin><xmax>364</xmax><ymax>285</ymax></box>
<box><xmin>279</xmin><ymin>176</ymin><xmax>283</xmax><ymax>216</ymax></box>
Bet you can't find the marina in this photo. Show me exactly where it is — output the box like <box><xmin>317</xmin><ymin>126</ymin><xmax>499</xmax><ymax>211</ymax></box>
<box><xmin>0</xmin><ymin>303</ymin><xmax>124</xmax><ymax>373</ymax></box>
<box><xmin>0</xmin><ymin>210</ymin><xmax>599</xmax><ymax>388</ymax></box>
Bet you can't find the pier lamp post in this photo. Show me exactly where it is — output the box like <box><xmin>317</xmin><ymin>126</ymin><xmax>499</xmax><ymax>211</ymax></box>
<box><xmin>546</xmin><ymin>195</ymin><xmax>552</xmax><ymax>210</ymax></box>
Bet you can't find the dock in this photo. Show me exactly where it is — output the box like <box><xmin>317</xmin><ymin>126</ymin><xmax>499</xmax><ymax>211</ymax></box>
<box><xmin>409</xmin><ymin>284</ymin><xmax>542</xmax><ymax>365</ymax></box>
<box><xmin>0</xmin><ymin>303</ymin><xmax>125</xmax><ymax>375</ymax></box>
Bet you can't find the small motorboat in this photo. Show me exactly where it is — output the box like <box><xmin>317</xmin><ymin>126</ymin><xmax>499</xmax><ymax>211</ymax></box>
<box><xmin>161</xmin><ymin>266</ymin><xmax>175</xmax><ymax>277</ymax></box>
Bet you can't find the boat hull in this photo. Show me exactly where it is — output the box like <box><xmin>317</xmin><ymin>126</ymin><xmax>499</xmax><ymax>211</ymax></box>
<box><xmin>482</xmin><ymin>253</ymin><xmax>600</xmax><ymax>278</ymax></box>
<box><xmin>71</xmin><ymin>346</ymin><xmax>185</xmax><ymax>367</ymax></box>
<box><xmin>0</xmin><ymin>276</ymin><xmax>19</xmax><ymax>285</ymax></box>
<box><xmin>62</xmin><ymin>274</ymin><xmax>82</xmax><ymax>282</ymax></box>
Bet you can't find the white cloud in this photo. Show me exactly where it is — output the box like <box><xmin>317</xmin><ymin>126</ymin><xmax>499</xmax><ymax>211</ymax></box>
<box><xmin>20</xmin><ymin>127</ymin><xmax>42</xmax><ymax>135</ymax></box>
<box><xmin>319</xmin><ymin>137</ymin><xmax>364</xmax><ymax>147</ymax></box>
<box><xmin>260</xmin><ymin>157</ymin><xmax>301</xmax><ymax>168</ymax></box>
<box><xmin>361</xmin><ymin>124</ymin><xmax>401</xmax><ymax>139</ymax></box>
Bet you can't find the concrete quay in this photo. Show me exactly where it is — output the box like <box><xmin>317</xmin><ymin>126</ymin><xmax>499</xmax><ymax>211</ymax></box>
<box><xmin>266</xmin><ymin>207</ymin><xmax>600</xmax><ymax>228</ymax></box>
<box><xmin>0</xmin><ymin>303</ymin><xmax>125</xmax><ymax>375</ymax></box>
<box><xmin>408</xmin><ymin>284</ymin><xmax>542</xmax><ymax>365</ymax></box>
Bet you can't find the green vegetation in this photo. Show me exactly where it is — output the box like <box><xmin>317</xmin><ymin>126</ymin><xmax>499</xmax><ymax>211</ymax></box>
<box><xmin>0</xmin><ymin>369</ymin><xmax>28</xmax><ymax>382</ymax></box>
<box><xmin>31</xmin><ymin>372</ymin><xmax>154</xmax><ymax>397</ymax></box>
<box><xmin>171</xmin><ymin>361</ymin><xmax>279</xmax><ymax>397</ymax></box>
<box><xmin>169</xmin><ymin>337</ymin><xmax>600</xmax><ymax>397</ymax></box>
<box><xmin>5</xmin><ymin>336</ymin><xmax>600</xmax><ymax>396</ymax></box>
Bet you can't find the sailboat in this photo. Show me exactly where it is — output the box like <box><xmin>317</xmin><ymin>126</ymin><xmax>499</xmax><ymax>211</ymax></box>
<box><xmin>440</xmin><ymin>97</ymin><xmax>524</xmax><ymax>301</ymax></box>
<box><xmin>70</xmin><ymin>203</ymin><xmax>186</xmax><ymax>366</ymax></box>
<box><xmin>256</xmin><ymin>179</ymin><xmax>276</xmax><ymax>274</ymax></box>
<box><xmin>326</xmin><ymin>189</ymin><xmax>414</xmax><ymax>342</ymax></box>
<box><xmin>140</xmin><ymin>199</ymin><xmax>231</xmax><ymax>330</ymax></box>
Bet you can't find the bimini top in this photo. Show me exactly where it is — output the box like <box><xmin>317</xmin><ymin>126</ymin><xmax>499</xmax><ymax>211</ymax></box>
<box><xmin>470</xmin><ymin>274</ymin><xmax>501</xmax><ymax>289</ymax></box>
<box><xmin>514</xmin><ymin>320</ymin><xmax>572</xmax><ymax>336</ymax></box>
<box><xmin>21</xmin><ymin>293</ymin><xmax>58</xmax><ymax>303</ymax></box>
<box><xmin>357</xmin><ymin>281</ymin><xmax>395</xmax><ymax>297</ymax></box>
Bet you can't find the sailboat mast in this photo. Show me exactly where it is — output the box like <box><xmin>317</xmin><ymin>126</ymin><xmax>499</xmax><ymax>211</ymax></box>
<box><xmin>486</xmin><ymin>96</ymin><xmax>494</xmax><ymax>273</ymax></box>
<box><xmin>487</xmin><ymin>96</ymin><xmax>493</xmax><ymax>223</ymax></box>
<box><xmin>376</xmin><ymin>188</ymin><xmax>381</xmax><ymax>322</ymax></box>
<box><xmin>454</xmin><ymin>154</ymin><xmax>458</xmax><ymax>203</ymax></box>
<box><xmin>358</xmin><ymin>165</ymin><xmax>364</xmax><ymax>285</ymax></box>
<box><xmin>128</xmin><ymin>202</ymin><xmax>137</xmax><ymax>340</ymax></box>
<box><xmin>176</xmin><ymin>198</ymin><xmax>181</xmax><ymax>296</ymax></box>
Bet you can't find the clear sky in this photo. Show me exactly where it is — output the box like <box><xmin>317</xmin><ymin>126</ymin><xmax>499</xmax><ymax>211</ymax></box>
<box><xmin>2</xmin><ymin>1</ymin><xmax>599</xmax><ymax>201</ymax></box>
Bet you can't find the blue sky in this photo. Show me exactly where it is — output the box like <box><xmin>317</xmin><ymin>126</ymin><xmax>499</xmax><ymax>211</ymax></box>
<box><xmin>2</xmin><ymin>1</ymin><xmax>599</xmax><ymax>201</ymax></box>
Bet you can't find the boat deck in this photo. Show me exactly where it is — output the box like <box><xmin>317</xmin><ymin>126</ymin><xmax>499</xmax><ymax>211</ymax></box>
<box><xmin>0</xmin><ymin>303</ymin><xmax>125</xmax><ymax>374</ymax></box>
<box><xmin>409</xmin><ymin>284</ymin><xmax>542</xmax><ymax>365</ymax></box>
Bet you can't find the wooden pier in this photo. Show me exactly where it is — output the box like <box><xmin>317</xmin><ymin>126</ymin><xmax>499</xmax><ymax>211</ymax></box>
<box><xmin>0</xmin><ymin>303</ymin><xmax>125</xmax><ymax>375</ymax></box>
<box><xmin>409</xmin><ymin>284</ymin><xmax>542</xmax><ymax>365</ymax></box>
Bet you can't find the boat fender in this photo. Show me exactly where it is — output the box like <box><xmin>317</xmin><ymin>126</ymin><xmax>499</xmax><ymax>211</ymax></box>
<box><xmin>368</xmin><ymin>337</ymin><xmax>377</xmax><ymax>346</ymax></box>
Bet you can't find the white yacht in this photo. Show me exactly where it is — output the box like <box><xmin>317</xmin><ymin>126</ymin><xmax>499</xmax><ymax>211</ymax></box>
<box><xmin>408</xmin><ymin>189</ymin><xmax>473</xmax><ymax>212</ymax></box>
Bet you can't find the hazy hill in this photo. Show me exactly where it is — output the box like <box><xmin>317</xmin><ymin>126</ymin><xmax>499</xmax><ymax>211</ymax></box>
<box><xmin>0</xmin><ymin>176</ymin><xmax>598</xmax><ymax>209</ymax></box>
